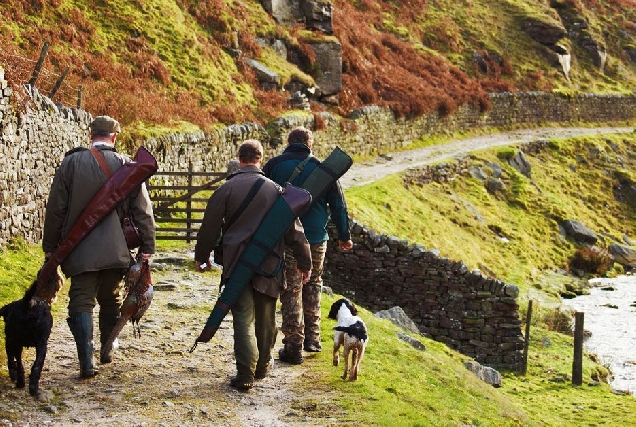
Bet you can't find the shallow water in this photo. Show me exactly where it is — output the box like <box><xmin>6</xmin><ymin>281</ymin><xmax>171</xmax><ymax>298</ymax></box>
<box><xmin>561</xmin><ymin>275</ymin><xmax>636</xmax><ymax>395</ymax></box>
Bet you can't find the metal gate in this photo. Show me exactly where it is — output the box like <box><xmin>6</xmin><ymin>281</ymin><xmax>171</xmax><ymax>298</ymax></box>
<box><xmin>148</xmin><ymin>166</ymin><xmax>226</xmax><ymax>242</ymax></box>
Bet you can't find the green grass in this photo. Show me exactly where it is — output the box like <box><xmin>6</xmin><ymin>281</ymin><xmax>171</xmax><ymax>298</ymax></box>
<box><xmin>308</xmin><ymin>293</ymin><xmax>636</xmax><ymax>426</ymax></box>
<box><xmin>0</xmin><ymin>239</ymin><xmax>45</xmax><ymax>303</ymax></box>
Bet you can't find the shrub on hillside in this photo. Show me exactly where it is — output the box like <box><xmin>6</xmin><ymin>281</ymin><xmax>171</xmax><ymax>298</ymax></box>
<box><xmin>568</xmin><ymin>246</ymin><xmax>614</xmax><ymax>275</ymax></box>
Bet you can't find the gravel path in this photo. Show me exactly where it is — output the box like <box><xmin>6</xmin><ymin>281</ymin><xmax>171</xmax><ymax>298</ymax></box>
<box><xmin>340</xmin><ymin>126</ymin><xmax>635</xmax><ymax>189</ymax></box>
<box><xmin>0</xmin><ymin>252</ymin><xmax>334</xmax><ymax>426</ymax></box>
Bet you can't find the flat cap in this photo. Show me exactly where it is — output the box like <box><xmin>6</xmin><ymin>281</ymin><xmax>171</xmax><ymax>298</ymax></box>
<box><xmin>90</xmin><ymin>115</ymin><xmax>121</xmax><ymax>133</ymax></box>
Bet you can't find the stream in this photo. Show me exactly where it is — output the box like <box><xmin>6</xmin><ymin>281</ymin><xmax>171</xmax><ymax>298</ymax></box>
<box><xmin>561</xmin><ymin>275</ymin><xmax>636</xmax><ymax>395</ymax></box>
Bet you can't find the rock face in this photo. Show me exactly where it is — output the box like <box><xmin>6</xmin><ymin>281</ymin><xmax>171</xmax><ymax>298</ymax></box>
<box><xmin>258</xmin><ymin>0</ymin><xmax>303</xmax><ymax>24</ymax></box>
<box><xmin>307</xmin><ymin>40</ymin><xmax>342</xmax><ymax>97</ymax></box>
<box><xmin>551</xmin><ymin>1</ymin><xmax>607</xmax><ymax>70</ymax></box>
<box><xmin>259</xmin><ymin>0</ymin><xmax>332</xmax><ymax>33</ymax></box>
<box><xmin>301</xmin><ymin>0</ymin><xmax>332</xmax><ymax>34</ymax></box>
<box><xmin>521</xmin><ymin>16</ymin><xmax>567</xmax><ymax>46</ymax></box>
<box><xmin>608</xmin><ymin>243</ymin><xmax>636</xmax><ymax>268</ymax></box>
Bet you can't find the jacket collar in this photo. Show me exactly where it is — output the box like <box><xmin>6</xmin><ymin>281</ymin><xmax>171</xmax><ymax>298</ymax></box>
<box><xmin>227</xmin><ymin>164</ymin><xmax>264</xmax><ymax>180</ymax></box>
<box><xmin>283</xmin><ymin>143</ymin><xmax>311</xmax><ymax>155</ymax></box>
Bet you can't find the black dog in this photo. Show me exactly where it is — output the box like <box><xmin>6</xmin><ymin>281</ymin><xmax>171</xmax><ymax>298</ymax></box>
<box><xmin>0</xmin><ymin>281</ymin><xmax>54</xmax><ymax>396</ymax></box>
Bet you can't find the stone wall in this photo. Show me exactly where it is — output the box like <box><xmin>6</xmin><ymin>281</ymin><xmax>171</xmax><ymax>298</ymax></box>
<box><xmin>0</xmin><ymin>75</ymin><xmax>92</xmax><ymax>247</ymax></box>
<box><xmin>324</xmin><ymin>220</ymin><xmax>525</xmax><ymax>370</ymax></box>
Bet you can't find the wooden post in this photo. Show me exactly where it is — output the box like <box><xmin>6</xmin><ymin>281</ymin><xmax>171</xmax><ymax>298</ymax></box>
<box><xmin>572</xmin><ymin>311</ymin><xmax>584</xmax><ymax>386</ymax></box>
<box><xmin>49</xmin><ymin>66</ymin><xmax>71</xmax><ymax>100</ymax></box>
<box><xmin>28</xmin><ymin>41</ymin><xmax>50</xmax><ymax>87</ymax></box>
<box><xmin>77</xmin><ymin>86</ymin><xmax>83</xmax><ymax>109</ymax></box>
<box><xmin>521</xmin><ymin>300</ymin><xmax>533</xmax><ymax>375</ymax></box>
<box><xmin>187</xmin><ymin>163</ymin><xmax>193</xmax><ymax>243</ymax></box>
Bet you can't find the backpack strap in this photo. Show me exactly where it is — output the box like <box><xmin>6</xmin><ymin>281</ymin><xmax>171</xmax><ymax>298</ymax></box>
<box><xmin>90</xmin><ymin>146</ymin><xmax>113</xmax><ymax>179</ymax></box>
<box><xmin>286</xmin><ymin>155</ymin><xmax>313</xmax><ymax>184</ymax></box>
<box><xmin>225</xmin><ymin>177</ymin><xmax>267</xmax><ymax>230</ymax></box>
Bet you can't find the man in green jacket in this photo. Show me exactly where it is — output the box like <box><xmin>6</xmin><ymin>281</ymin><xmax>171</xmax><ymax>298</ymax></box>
<box><xmin>263</xmin><ymin>126</ymin><xmax>353</xmax><ymax>364</ymax></box>
<box><xmin>195</xmin><ymin>139</ymin><xmax>312</xmax><ymax>390</ymax></box>
<box><xmin>43</xmin><ymin>116</ymin><xmax>156</xmax><ymax>378</ymax></box>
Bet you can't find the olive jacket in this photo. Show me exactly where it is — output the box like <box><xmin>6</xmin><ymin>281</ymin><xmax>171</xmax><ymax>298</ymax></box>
<box><xmin>194</xmin><ymin>165</ymin><xmax>311</xmax><ymax>299</ymax></box>
<box><xmin>42</xmin><ymin>145</ymin><xmax>156</xmax><ymax>277</ymax></box>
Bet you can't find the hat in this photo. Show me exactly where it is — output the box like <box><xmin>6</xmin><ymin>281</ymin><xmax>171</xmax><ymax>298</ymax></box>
<box><xmin>90</xmin><ymin>116</ymin><xmax>121</xmax><ymax>133</ymax></box>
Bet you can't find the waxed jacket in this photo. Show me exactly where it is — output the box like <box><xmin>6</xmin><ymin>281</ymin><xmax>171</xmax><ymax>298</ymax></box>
<box><xmin>42</xmin><ymin>145</ymin><xmax>156</xmax><ymax>277</ymax></box>
<box><xmin>262</xmin><ymin>143</ymin><xmax>351</xmax><ymax>244</ymax></box>
<box><xmin>194</xmin><ymin>165</ymin><xmax>311</xmax><ymax>299</ymax></box>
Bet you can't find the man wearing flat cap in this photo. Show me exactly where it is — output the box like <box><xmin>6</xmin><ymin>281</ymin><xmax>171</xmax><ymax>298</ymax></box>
<box><xmin>43</xmin><ymin>115</ymin><xmax>156</xmax><ymax>379</ymax></box>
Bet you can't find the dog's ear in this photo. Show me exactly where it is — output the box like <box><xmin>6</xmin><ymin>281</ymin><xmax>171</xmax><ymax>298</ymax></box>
<box><xmin>348</xmin><ymin>301</ymin><xmax>358</xmax><ymax>315</ymax></box>
<box><xmin>328</xmin><ymin>303</ymin><xmax>338</xmax><ymax>320</ymax></box>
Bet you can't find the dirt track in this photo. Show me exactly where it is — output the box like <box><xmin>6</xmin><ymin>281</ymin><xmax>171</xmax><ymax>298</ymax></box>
<box><xmin>1</xmin><ymin>126</ymin><xmax>634</xmax><ymax>426</ymax></box>
<box><xmin>340</xmin><ymin>126</ymin><xmax>634</xmax><ymax>189</ymax></box>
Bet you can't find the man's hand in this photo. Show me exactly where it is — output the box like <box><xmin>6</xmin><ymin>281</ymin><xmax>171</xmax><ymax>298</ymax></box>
<box><xmin>139</xmin><ymin>253</ymin><xmax>152</xmax><ymax>261</ymax></box>
<box><xmin>196</xmin><ymin>259</ymin><xmax>212</xmax><ymax>272</ymax></box>
<box><xmin>299</xmin><ymin>269</ymin><xmax>311</xmax><ymax>284</ymax></box>
<box><xmin>338</xmin><ymin>240</ymin><xmax>354</xmax><ymax>251</ymax></box>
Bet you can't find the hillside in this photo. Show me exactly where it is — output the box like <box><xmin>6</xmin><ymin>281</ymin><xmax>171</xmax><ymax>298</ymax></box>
<box><xmin>344</xmin><ymin>130</ymin><xmax>636</xmax><ymax>304</ymax></box>
<box><xmin>1</xmin><ymin>0</ymin><xmax>635</xmax><ymax>141</ymax></box>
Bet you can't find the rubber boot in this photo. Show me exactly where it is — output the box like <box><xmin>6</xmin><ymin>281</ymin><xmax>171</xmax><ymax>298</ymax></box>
<box><xmin>99</xmin><ymin>313</ymin><xmax>120</xmax><ymax>364</ymax></box>
<box><xmin>67</xmin><ymin>312</ymin><xmax>99</xmax><ymax>378</ymax></box>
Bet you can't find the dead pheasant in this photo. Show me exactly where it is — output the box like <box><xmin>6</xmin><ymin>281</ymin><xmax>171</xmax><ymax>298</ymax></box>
<box><xmin>100</xmin><ymin>258</ymin><xmax>154</xmax><ymax>362</ymax></box>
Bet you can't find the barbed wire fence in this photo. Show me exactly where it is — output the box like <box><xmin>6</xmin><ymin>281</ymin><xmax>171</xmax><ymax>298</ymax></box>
<box><xmin>0</xmin><ymin>42</ymin><xmax>84</xmax><ymax>109</ymax></box>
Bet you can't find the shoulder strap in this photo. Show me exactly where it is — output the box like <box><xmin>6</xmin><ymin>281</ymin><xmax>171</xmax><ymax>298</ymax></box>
<box><xmin>90</xmin><ymin>146</ymin><xmax>113</xmax><ymax>179</ymax></box>
<box><xmin>90</xmin><ymin>146</ymin><xmax>130</xmax><ymax>216</ymax></box>
<box><xmin>286</xmin><ymin>155</ymin><xmax>313</xmax><ymax>184</ymax></box>
<box><xmin>225</xmin><ymin>177</ymin><xmax>266</xmax><ymax>230</ymax></box>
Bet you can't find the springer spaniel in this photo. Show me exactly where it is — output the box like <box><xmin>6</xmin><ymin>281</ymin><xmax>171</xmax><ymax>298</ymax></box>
<box><xmin>328</xmin><ymin>298</ymin><xmax>369</xmax><ymax>381</ymax></box>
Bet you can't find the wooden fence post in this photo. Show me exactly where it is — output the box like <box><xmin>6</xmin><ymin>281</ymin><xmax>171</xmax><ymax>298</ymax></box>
<box><xmin>572</xmin><ymin>311</ymin><xmax>584</xmax><ymax>386</ymax></box>
<box><xmin>49</xmin><ymin>66</ymin><xmax>70</xmax><ymax>100</ymax></box>
<box><xmin>28</xmin><ymin>41</ymin><xmax>50</xmax><ymax>87</ymax></box>
<box><xmin>522</xmin><ymin>300</ymin><xmax>533</xmax><ymax>375</ymax></box>
<box><xmin>187</xmin><ymin>162</ymin><xmax>193</xmax><ymax>243</ymax></box>
<box><xmin>77</xmin><ymin>86</ymin><xmax>83</xmax><ymax>109</ymax></box>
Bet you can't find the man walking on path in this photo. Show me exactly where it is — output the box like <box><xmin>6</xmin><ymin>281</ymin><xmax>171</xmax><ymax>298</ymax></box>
<box><xmin>263</xmin><ymin>126</ymin><xmax>353</xmax><ymax>364</ymax></box>
<box><xmin>43</xmin><ymin>115</ymin><xmax>156</xmax><ymax>378</ymax></box>
<box><xmin>194</xmin><ymin>139</ymin><xmax>312</xmax><ymax>390</ymax></box>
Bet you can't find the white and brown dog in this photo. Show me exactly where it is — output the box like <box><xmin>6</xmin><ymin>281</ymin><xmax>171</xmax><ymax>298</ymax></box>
<box><xmin>328</xmin><ymin>298</ymin><xmax>368</xmax><ymax>381</ymax></box>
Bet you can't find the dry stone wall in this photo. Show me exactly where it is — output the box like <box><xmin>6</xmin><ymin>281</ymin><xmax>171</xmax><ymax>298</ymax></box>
<box><xmin>325</xmin><ymin>220</ymin><xmax>525</xmax><ymax>370</ymax></box>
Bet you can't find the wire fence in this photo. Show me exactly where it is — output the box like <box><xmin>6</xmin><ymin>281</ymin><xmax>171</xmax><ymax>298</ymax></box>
<box><xmin>0</xmin><ymin>45</ymin><xmax>83</xmax><ymax>109</ymax></box>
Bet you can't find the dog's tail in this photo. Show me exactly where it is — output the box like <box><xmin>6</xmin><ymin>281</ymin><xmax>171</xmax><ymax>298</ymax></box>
<box><xmin>23</xmin><ymin>281</ymin><xmax>38</xmax><ymax>301</ymax></box>
<box><xmin>334</xmin><ymin>321</ymin><xmax>368</xmax><ymax>341</ymax></box>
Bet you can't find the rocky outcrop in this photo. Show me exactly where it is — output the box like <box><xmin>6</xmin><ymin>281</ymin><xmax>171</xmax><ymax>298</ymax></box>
<box><xmin>244</xmin><ymin>58</ymin><xmax>280</xmax><ymax>90</ymax></box>
<box><xmin>608</xmin><ymin>243</ymin><xmax>636</xmax><ymax>269</ymax></box>
<box><xmin>375</xmin><ymin>306</ymin><xmax>421</xmax><ymax>335</ymax></box>
<box><xmin>508</xmin><ymin>150</ymin><xmax>532</xmax><ymax>178</ymax></box>
<box><xmin>465</xmin><ymin>361</ymin><xmax>503</xmax><ymax>387</ymax></box>
<box><xmin>259</xmin><ymin>0</ymin><xmax>332</xmax><ymax>33</ymax></box>
<box><xmin>301</xmin><ymin>0</ymin><xmax>332</xmax><ymax>34</ymax></box>
<box><xmin>521</xmin><ymin>16</ymin><xmax>567</xmax><ymax>47</ymax></box>
<box><xmin>551</xmin><ymin>1</ymin><xmax>607</xmax><ymax>70</ymax></box>
<box><xmin>306</xmin><ymin>39</ymin><xmax>342</xmax><ymax>98</ymax></box>
<box><xmin>561</xmin><ymin>220</ymin><xmax>598</xmax><ymax>245</ymax></box>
